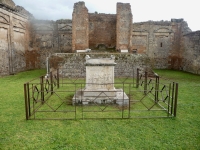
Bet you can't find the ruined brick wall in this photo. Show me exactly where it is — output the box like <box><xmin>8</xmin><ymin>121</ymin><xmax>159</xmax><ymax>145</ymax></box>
<box><xmin>28</xmin><ymin>20</ymin><xmax>56</xmax><ymax>69</ymax></box>
<box><xmin>116</xmin><ymin>3</ymin><xmax>132</xmax><ymax>51</ymax></box>
<box><xmin>72</xmin><ymin>1</ymin><xmax>89</xmax><ymax>51</ymax></box>
<box><xmin>132</xmin><ymin>19</ymin><xmax>191</xmax><ymax>69</ymax></box>
<box><xmin>57</xmin><ymin>19</ymin><xmax>72</xmax><ymax>53</ymax></box>
<box><xmin>182</xmin><ymin>31</ymin><xmax>200</xmax><ymax>74</ymax></box>
<box><xmin>169</xmin><ymin>19</ymin><xmax>191</xmax><ymax>70</ymax></box>
<box><xmin>89</xmin><ymin>13</ymin><xmax>116</xmax><ymax>49</ymax></box>
<box><xmin>0</xmin><ymin>1</ymin><xmax>199</xmax><ymax>76</ymax></box>
<box><xmin>0</xmin><ymin>2</ymin><xmax>31</xmax><ymax>75</ymax></box>
<box><xmin>29</xmin><ymin>19</ymin><xmax>72</xmax><ymax>69</ymax></box>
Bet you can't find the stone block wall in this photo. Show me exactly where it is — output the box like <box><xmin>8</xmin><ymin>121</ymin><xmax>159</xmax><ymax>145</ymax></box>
<box><xmin>116</xmin><ymin>3</ymin><xmax>132</xmax><ymax>51</ymax></box>
<box><xmin>0</xmin><ymin>1</ymin><xmax>31</xmax><ymax>75</ymax></box>
<box><xmin>57</xmin><ymin>19</ymin><xmax>72</xmax><ymax>53</ymax></box>
<box><xmin>132</xmin><ymin>19</ymin><xmax>192</xmax><ymax>69</ymax></box>
<box><xmin>49</xmin><ymin>53</ymin><xmax>151</xmax><ymax>78</ymax></box>
<box><xmin>89</xmin><ymin>13</ymin><xmax>116</xmax><ymax>49</ymax></box>
<box><xmin>182</xmin><ymin>31</ymin><xmax>200</xmax><ymax>74</ymax></box>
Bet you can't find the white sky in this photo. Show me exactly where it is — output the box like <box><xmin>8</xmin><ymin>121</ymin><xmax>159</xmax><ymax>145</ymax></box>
<box><xmin>13</xmin><ymin>0</ymin><xmax>199</xmax><ymax>31</ymax></box>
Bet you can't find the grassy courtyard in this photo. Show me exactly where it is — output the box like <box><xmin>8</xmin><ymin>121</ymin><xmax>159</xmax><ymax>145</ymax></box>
<box><xmin>0</xmin><ymin>69</ymin><xmax>200</xmax><ymax>149</ymax></box>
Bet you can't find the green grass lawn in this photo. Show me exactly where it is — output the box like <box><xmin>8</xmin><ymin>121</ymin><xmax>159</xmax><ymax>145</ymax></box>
<box><xmin>0</xmin><ymin>69</ymin><xmax>200</xmax><ymax>149</ymax></box>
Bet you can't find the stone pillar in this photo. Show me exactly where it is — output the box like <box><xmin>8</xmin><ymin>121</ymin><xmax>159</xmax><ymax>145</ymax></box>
<box><xmin>116</xmin><ymin>3</ymin><xmax>132</xmax><ymax>51</ymax></box>
<box><xmin>169</xmin><ymin>19</ymin><xmax>184</xmax><ymax>69</ymax></box>
<box><xmin>72</xmin><ymin>1</ymin><xmax>89</xmax><ymax>52</ymax></box>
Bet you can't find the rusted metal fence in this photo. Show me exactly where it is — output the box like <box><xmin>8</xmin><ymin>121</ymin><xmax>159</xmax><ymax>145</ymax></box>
<box><xmin>24</xmin><ymin>68</ymin><xmax>178</xmax><ymax>120</ymax></box>
<box><xmin>133</xmin><ymin>68</ymin><xmax>178</xmax><ymax>118</ymax></box>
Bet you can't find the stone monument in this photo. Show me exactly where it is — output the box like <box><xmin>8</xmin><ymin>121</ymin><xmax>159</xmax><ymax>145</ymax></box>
<box><xmin>72</xmin><ymin>55</ymin><xmax>129</xmax><ymax>105</ymax></box>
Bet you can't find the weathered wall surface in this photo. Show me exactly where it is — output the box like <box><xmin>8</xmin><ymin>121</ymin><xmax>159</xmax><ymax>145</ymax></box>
<box><xmin>49</xmin><ymin>53</ymin><xmax>151</xmax><ymax>78</ymax></box>
<box><xmin>132</xmin><ymin>19</ymin><xmax>191</xmax><ymax>69</ymax></box>
<box><xmin>116</xmin><ymin>3</ymin><xmax>132</xmax><ymax>51</ymax></box>
<box><xmin>57</xmin><ymin>19</ymin><xmax>72</xmax><ymax>53</ymax></box>
<box><xmin>72</xmin><ymin>1</ymin><xmax>89</xmax><ymax>51</ymax></box>
<box><xmin>182</xmin><ymin>31</ymin><xmax>200</xmax><ymax>74</ymax></box>
<box><xmin>89</xmin><ymin>13</ymin><xmax>116</xmax><ymax>49</ymax></box>
<box><xmin>0</xmin><ymin>1</ymin><xmax>73</xmax><ymax>75</ymax></box>
<box><xmin>0</xmin><ymin>0</ymin><xmax>15</xmax><ymax>9</ymax></box>
<box><xmin>133</xmin><ymin>21</ymin><xmax>174</xmax><ymax>69</ymax></box>
<box><xmin>0</xmin><ymin>24</ymin><xmax>9</xmax><ymax>75</ymax></box>
<box><xmin>29</xmin><ymin>19</ymin><xmax>72</xmax><ymax>69</ymax></box>
<box><xmin>0</xmin><ymin>1</ymin><xmax>32</xmax><ymax>75</ymax></box>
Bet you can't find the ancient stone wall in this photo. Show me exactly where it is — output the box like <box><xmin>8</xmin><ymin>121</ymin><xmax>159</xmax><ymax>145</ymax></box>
<box><xmin>89</xmin><ymin>13</ymin><xmax>116</xmax><ymax>49</ymax></box>
<box><xmin>15</xmin><ymin>6</ymin><xmax>34</xmax><ymax>19</ymax></box>
<box><xmin>0</xmin><ymin>0</ymin><xmax>15</xmax><ymax>9</ymax></box>
<box><xmin>26</xmin><ymin>19</ymin><xmax>72</xmax><ymax>69</ymax></box>
<box><xmin>116</xmin><ymin>3</ymin><xmax>132</xmax><ymax>51</ymax></box>
<box><xmin>0</xmin><ymin>1</ymin><xmax>199</xmax><ymax>76</ymax></box>
<box><xmin>72</xmin><ymin>1</ymin><xmax>89</xmax><ymax>51</ymax></box>
<box><xmin>49</xmin><ymin>53</ymin><xmax>151</xmax><ymax>78</ymax></box>
<box><xmin>132</xmin><ymin>19</ymin><xmax>191</xmax><ymax>69</ymax></box>
<box><xmin>168</xmin><ymin>19</ymin><xmax>192</xmax><ymax>70</ymax></box>
<box><xmin>0</xmin><ymin>1</ymin><xmax>31</xmax><ymax>75</ymax></box>
<box><xmin>57</xmin><ymin>19</ymin><xmax>72</xmax><ymax>53</ymax></box>
<box><xmin>182</xmin><ymin>31</ymin><xmax>200</xmax><ymax>74</ymax></box>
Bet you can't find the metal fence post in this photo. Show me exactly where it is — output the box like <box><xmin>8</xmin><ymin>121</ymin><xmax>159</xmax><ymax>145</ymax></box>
<box><xmin>167</xmin><ymin>83</ymin><xmax>171</xmax><ymax>117</ymax></box>
<box><xmin>171</xmin><ymin>82</ymin><xmax>175</xmax><ymax>115</ymax></box>
<box><xmin>40</xmin><ymin>76</ymin><xmax>44</xmax><ymax>104</ymax></box>
<box><xmin>144</xmin><ymin>71</ymin><xmax>147</xmax><ymax>94</ymax></box>
<box><xmin>129</xmin><ymin>83</ymin><xmax>131</xmax><ymax>118</ymax></box>
<box><xmin>57</xmin><ymin>68</ymin><xmax>59</xmax><ymax>88</ymax></box>
<box><xmin>122</xmin><ymin>83</ymin><xmax>124</xmax><ymax>118</ymax></box>
<box><xmin>174</xmin><ymin>83</ymin><xmax>178</xmax><ymax>117</ymax></box>
<box><xmin>155</xmin><ymin>75</ymin><xmax>159</xmax><ymax>102</ymax></box>
<box><xmin>136</xmin><ymin>68</ymin><xmax>139</xmax><ymax>88</ymax></box>
<box><xmin>132</xmin><ymin>68</ymin><xmax>134</xmax><ymax>87</ymax></box>
<box><xmin>157</xmin><ymin>76</ymin><xmax>159</xmax><ymax>102</ymax></box>
<box><xmin>24</xmin><ymin>83</ymin><xmax>29</xmax><ymax>120</ymax></box>
<box><xmin>50</xmin><ymin>72</ymin><xmax>53</xmax><ymax>95</ymax></box>
<box><xmin>27</xmin><ymin>83</ymin><xmax>31</xmax><ymax>117</ymax></box>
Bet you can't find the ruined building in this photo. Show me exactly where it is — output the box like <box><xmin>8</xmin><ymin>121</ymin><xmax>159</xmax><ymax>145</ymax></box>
<box><xmin>0</xmin><ymin>0</ymin><xmax>200</xmax><ymax>76</ymax></box>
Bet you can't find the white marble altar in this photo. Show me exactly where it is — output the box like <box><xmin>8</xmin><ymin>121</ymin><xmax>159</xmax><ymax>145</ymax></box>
<box><xmin>72</xmin><ymin>55</ymin><xmax>129</xmax><ymax>105</ymax></box>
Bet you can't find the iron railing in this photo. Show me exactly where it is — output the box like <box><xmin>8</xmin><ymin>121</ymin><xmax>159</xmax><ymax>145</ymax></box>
<box><xmin>24</xmin><ymin>68</ymin><xmax>178</xmax><ymax>120</ymax></box>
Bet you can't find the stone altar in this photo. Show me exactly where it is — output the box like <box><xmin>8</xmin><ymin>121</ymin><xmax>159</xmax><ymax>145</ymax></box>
<box><xmin>72</xmin><ymin>55</ymin><xmax>129</xmax><ymax>105</ymax></box>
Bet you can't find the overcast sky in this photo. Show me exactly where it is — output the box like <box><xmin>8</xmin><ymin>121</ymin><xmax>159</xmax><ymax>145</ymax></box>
<box><xmin>13</xmin><ymin>0</ymin><xmax>199</xmax><ymax>31</ymax></box>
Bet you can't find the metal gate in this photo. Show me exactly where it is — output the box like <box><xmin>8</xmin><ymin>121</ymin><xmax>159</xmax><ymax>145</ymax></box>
<box><xmin>24</xmin><ymin>68</ymin><xmax>178</xmax><ymax>120</ymax></box>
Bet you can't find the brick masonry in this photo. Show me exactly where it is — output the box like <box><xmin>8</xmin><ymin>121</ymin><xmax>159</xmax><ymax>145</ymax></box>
<box><xmin>72</xmin><ymin>2</ymin><xmax>89</xmax><ymax>51</ymax></box>
<box><xmin>116</xmin><ymin>3</ymin><xmax>132</xmax><ymax>51</ymax></box>
<box><xmin>89</xmin><ymin>13</ymin><xmax>116</xmax><ymax>49</ymax></box>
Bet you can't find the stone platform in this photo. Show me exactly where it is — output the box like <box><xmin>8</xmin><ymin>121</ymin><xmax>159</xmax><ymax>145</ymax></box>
<box><xmin>72</xmin><ymin>88</ymin><xmax>129</xmax><ymax>105</ymax></box>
